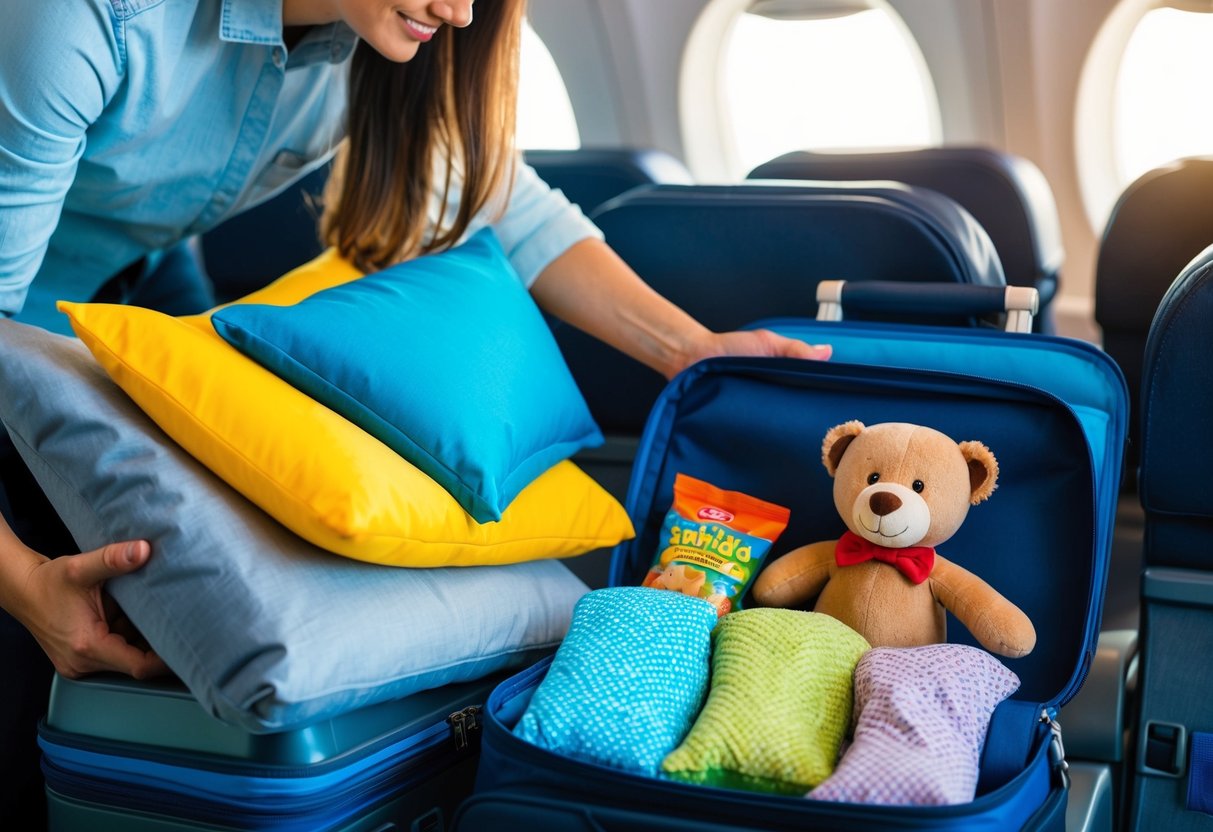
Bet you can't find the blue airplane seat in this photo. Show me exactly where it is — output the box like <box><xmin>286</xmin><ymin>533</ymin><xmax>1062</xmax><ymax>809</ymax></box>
<box><xmin>1128</xmin><ymin>244</ymin><xmax>1213</xmax><ymax>830</ymax></box>
<box><xmin>747</xmin><ymin>147</ymin><xmax>1063</xmax><ymax>333</ymax></box>
<box><xmin>1095</xmin><ymin>157</ymin><xmax>1213</xmax><ymax>492</ymax></box>
<box><xmin>558</xmin><ymin>181</ymin><xmax>1004</xmax><ymax>437</ymax></box>
<box><xmin>199</xmin><ymin>162</ymin><xmax>332</xmax><ymax>304</ymax></box>
<box><xmin>523</xmin><ymin>148</ymin><xmax>693</xmax><ymax>215</ymax></box>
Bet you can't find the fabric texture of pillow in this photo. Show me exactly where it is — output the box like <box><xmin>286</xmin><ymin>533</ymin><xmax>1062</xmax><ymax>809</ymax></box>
<box><xmin>514</xmin><ymin>587</ymin><xmax>718</xmax><ymax>775</ymax></box>
<box><xmin>212</xmin><ymin>228</ymin><xmax>602</xmax><ymax>523</ymax></box>
<box><xmin>808</xmin><ymin>644</ymin><xmax>1021</xmax><ymax>805</ymax></box>
<box><xmin>57</xmin><ymin>249</ymin><xmax>633</xmax><ymax>567</ymax></box>
<box><xmin>0</xmin><ymin>319</ymin><xmax>591</xmax><ymax>731</ymax></box>
<box><xmin>662</xmin><ymin>609</ymin><xmax>871</xmax><ymax>794</ymax></box>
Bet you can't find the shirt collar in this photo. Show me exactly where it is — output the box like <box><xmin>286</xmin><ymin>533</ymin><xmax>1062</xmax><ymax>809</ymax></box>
<box><xmin>220</xmin><ymin>0</ymin><xmax>285</xmax><ymax>45</ymax></box>
<box><xmin>220</xmin><ymin>0</ymin><xmax>358</xmax><ymax>63</ymax></box>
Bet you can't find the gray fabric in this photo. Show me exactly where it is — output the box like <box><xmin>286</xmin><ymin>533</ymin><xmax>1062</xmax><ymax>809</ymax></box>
<box><xmin>0</xmin><ymin>320</ymin><xmax>588</xmax><ymax>732</ymax></box>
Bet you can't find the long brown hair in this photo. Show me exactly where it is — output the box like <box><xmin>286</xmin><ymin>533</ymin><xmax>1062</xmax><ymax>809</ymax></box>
<box><xmin>321</xmin><ymin>1</ymin><xmax>524</xmax><ymax>272</ymax></box>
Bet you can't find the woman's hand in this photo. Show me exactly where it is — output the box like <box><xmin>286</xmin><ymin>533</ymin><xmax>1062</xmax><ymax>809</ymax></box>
<box><xmin>531</xmin><ymin>239</ymin><xmax>832</xmax><ymax>379</ymax></box>
<box><xmin>665</xmin><ymin>328</ymin><xmax>832</xmax><ymax>380</ymax></box>
<box><xmin>15</xmin><ymin>540</ymin><xmax>169</xmax><ymax>680</ymax></box>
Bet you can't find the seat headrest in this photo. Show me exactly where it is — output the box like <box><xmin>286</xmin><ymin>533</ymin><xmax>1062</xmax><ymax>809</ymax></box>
<box><xmin>523</xmin><ymin>148</ymin><xmax>693</xmax><ymax>215</ymax></box>
<box><xmin>747</xmin><ymin>148</ymin><xmax>1064</xmax><ymax>296</ymax></box>
<box><xmin>1095</xmin><ymin>157</ymin><xmax>1213</xmax><ymax>335</ymax></box>
<box><xmin>556</xmin><ymin>182</ymin><xmax>1004</xmax><ymax>434</ymax></box>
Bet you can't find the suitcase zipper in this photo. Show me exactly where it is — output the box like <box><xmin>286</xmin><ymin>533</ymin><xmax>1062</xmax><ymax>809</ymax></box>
<box><xmin>448</xmin><ymin>706</ymin><xmax>482</xmax><ymax>751</ymax></box>
<box><xmin>1041</xmin><ymin>708</ymin><xmax>1071</xmax><ymax>789</ymax></box>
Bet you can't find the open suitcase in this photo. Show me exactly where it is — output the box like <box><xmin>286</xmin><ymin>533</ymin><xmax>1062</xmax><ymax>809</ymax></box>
<box><xmin>456</xmin><ymin>313</ymin><xmax>1127</xmax><ymax>831</ymax></box>
<box><xmin>38</xmin><ymin>668</ymin><xmax>510</xmax><ymax>831</ymax></box>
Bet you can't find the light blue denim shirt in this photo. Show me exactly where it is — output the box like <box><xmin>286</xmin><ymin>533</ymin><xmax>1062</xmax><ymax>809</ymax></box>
<box><xmin>0</xmin><ymin>0</ymin><xmax>601</xmax><ymax>333</ymax></box>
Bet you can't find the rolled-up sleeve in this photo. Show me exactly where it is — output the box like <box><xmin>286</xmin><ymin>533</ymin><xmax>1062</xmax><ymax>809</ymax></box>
<box><xmin>483</xmin><ymin>159</ymin><xmax>603</xmax><ymax>288</ymax></box>
<box><xmin>0</xmin><ymin>1</ymin><xmax>123</xmax><ymax>317</ymax></box>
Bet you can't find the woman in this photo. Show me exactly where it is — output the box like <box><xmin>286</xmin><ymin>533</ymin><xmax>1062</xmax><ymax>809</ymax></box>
<box><xmin>0</xmin><ymin>0</ymin><xmax>829</xmax><ymax>816</ymax></box>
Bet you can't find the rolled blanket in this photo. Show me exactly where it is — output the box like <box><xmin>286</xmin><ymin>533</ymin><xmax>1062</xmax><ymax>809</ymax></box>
<box><xmin>514</xmin><ymin>586</ymin><xmax>718</xmax><ymax>775</ymax></box>
<box><xmin>662</xmin><ymin>608</ymin><xmax>870</xmax><ymax>794</ymax></box>
<box><xmin>809</xmin><ymin>643</ymin><xmax>1020</xmax><ymax>805</ymax></box>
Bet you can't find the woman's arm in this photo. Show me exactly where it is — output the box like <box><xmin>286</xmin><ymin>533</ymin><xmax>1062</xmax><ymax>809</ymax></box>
<box><xmin>529</xmin><ymin>237</ymin><xmax>830</xmax><ymax>379</ymax></box>
<box><xmin>0</xmin><ymin>2</ymin><xmax>165</xmax><ymax>679</ymax></box>
<box><xmin>0</xmin><ymin>0</ymin><xmax>124</xmax><ymax>315</ymax></box>
<box><xmin>483</xmin><ymin>160</ymin><xmax>827</xmax><ymax>377</ymax></box>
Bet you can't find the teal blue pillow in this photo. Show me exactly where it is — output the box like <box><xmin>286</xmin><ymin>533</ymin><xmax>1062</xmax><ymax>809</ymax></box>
<box><xmin>212</xmin><ymin>228</ymin><xmax>603</xmax><ymax>523</ymax></box>
<box><xmin>513</xmin><ymin>587</ymin><xmax>718</xmax><ymax>775</ymax></box>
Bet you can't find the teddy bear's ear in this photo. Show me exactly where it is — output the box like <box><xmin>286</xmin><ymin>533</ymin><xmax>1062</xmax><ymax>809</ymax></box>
<box><xmin>959</xmin><ymin>440</ymin><xmax>999</xmax><ymax>504</ymax></box>
<box><xmin>822</xmin><ymin>421</ymin><xmax>865</xmax><ymax>476</ymax></box>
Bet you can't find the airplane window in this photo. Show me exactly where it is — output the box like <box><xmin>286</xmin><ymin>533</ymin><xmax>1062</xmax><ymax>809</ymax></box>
<box><xmin>718</xmin><ymin>7</ymin><xmax>940</xmax><ymax>178</ymax></box>
<box><xmin>518</xmin><ymin>20</ymin><xmax>580</xmax><ymax>150</ymax></box>
<box><xmin>1114</xmin><ymin>8</ymin><xmax>1213</xmax><ymax>185</ymax></box>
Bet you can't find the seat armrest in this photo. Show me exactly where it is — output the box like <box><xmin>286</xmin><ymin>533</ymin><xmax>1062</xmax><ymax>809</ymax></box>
<box><xmin>1064</xmin><ymin>762</ymin><xmax>1114</xmax><ymax>832</ymax></box>
<box><xmin>1059</xmin><ymin>629</ymin><xmax>1138</xmax><ymax>763</ymax></box>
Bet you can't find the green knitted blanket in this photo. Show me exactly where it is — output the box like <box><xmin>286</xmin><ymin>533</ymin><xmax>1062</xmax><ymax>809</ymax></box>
<box><xmin>662</xmin><ymin>608</ymin><xmax>870</xmax><ymax>794</ymax></box>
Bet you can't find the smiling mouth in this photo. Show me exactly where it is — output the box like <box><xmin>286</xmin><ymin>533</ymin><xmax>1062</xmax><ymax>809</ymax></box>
<box><xmin>397</xmin><ymin>13</ymin><xmax>439</xmax><ymax>40</ymax></box>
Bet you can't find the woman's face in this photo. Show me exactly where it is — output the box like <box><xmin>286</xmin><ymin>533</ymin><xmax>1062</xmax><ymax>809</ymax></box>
<box><xmin>313</xmin><ymin>1</ymin><xmax>475</xmax><ymax>62</ymax></box>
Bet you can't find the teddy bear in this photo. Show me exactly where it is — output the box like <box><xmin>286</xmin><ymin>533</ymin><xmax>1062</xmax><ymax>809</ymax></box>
<box><xmin>751</xmin><ymin>420</ymin><xmax>1036</xmax><ymax>658</ymax></box>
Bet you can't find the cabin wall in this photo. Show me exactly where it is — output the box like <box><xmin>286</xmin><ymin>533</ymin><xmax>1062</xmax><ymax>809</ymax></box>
<box><xmin>993</xmin><ymin>0</ymin><xmax>1120</xmax><ymax>338</ymax></box>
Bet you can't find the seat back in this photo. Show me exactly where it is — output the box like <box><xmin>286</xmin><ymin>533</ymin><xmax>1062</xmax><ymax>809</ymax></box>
<box><xmin>1129</xmin><ymin>245</ymin><xmax>1213</xmax><ymax>828</ymax></box>
<box><xmin>523</xmin><ymin>148</ymin><xmax>693</xmax><ymax>215</ymax></box>
<box><xmin>198</xmin><ymin>150</ymin><xmax>693</xmax><ymax>303</ymax></box>
<box><xmin>1095</xmin><ymin>158</ymin><xmax>1213</xmax><ymax>488</ymax></box>
<box><xmin>559</xmin><ymin>181</ymin><xmax>1004</xmax><ymax>436</ymax></box>
<box><xmin>747</xmin><ymin>147</ymin><xmax>1063</xmax><ymax>329</ymax></box>
<box><xmin>200</xmin><ymin>163</ymin><xmax>332</xmax><ymax>304</ymax></box>
<box><xmin>1139</xmin><ymin>245</ymin><xmax>1213</xmax><ymax>565</ymax></box>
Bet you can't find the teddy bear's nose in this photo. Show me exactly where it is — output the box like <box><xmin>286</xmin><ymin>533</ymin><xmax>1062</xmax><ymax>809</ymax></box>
<box><xmin>869</xmin><ymin>491</ymin><xmax>902</xmax><ymax>516</ymax></box>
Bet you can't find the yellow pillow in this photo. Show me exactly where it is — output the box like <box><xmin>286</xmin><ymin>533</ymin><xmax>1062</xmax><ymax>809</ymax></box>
<box><xmin>59</xmin><ymin>250</ymin><xmax>634</xmax><ymax>567</ymax></box>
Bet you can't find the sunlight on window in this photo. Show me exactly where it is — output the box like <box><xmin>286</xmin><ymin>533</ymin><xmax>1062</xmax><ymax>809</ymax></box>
<box><xmin>517</xmin><ymin>21</ymin><xmax>580</xmax><ymax>150</ymax></box>
<box><xmin>1115</xmin><ymin>8</ymin><xmax>1213</xmax><ymax>186</ymax></box>
<box><xmin>723</xmin><ymin>9</ymin><xmax>938</xmax><ymax>176</ymax></box>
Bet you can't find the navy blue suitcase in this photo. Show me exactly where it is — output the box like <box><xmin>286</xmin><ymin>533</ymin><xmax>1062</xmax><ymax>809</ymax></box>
<box><xmin>38</xmin><ymin>668</ymin><xmax>511</xmax><ymax>831</ymax></box>
<box><xmin>456</xmin><ymin>317</ymin><xmax>1127</xmax><ymax>831</ymax></box>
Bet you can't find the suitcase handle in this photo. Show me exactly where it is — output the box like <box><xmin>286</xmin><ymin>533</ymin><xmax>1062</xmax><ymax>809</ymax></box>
<box><xmin>816</xmin><ymin>280</ymin><xmax>1040</xmax><ymax>333</ymax></box>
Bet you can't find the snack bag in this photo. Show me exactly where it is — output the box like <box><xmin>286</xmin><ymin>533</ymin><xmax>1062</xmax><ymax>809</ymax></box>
<box><xmin>643</xmin><ymin>474</ymin><xmax>791</xmax><ymax>616</ymax></box>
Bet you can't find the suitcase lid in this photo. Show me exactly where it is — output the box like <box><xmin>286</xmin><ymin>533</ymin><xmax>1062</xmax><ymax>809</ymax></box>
<box><xmin>609</xmin><ymin>320</ymin><xmax>1127</xmax><ymax>710</ymax></box>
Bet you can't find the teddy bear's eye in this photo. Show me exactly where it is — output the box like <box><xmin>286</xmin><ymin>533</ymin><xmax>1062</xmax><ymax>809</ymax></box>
<box><xmin>867</xmin><ymin>472</ymin><xmax>880</xmax><ymax>485</ymax></box>
<box><xmin>912</xmin><ymin>479</ymin><xmax>925</xmax><ymax>493</ymax></box>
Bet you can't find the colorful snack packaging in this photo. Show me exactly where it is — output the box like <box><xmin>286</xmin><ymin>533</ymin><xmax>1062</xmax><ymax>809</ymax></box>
<box><xmin>642</xmin><ymin>473</ymin><xmax>791</xmax><ymax>616</ymax></box>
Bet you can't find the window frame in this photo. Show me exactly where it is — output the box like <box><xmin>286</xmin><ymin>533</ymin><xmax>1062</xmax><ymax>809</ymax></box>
<box><xmin>681</xmin><ymin>0</ymin><xmax>941</xmax><ymax>181</ymax></box>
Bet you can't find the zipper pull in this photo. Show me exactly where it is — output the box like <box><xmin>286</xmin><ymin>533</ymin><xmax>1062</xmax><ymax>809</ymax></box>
<box><xmin>1040</xmin><ymin>708</ymin><xmax>1070</xmax><ymax>789</ymax></box>
<box><xmin>448</xmin><ymin>705</ymin><xmax>482</xmax><ymax>752</ymax></box>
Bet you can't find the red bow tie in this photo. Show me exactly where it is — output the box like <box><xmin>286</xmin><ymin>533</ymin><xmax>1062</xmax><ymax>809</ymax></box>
<box><xmin>835</xmin><ymin>530</ymin><xmax>936</xmax><ymax>585</ymax></box>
